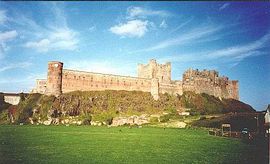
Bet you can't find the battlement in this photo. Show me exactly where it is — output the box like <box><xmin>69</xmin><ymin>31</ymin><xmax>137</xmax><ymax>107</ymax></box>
<box><xmin>138</xmin><ymin>59</ymin><xmax>171</xmax><ymax>84</ymax></box>
<box><xmin>33</xmin><ymin>59</ymin><xmax>239</xmax><ymax>100</ymax></box>
<box><xmin>182</xmin><ymin>68</ymin><xmax>239</xmax><ymax>99</ymax></box>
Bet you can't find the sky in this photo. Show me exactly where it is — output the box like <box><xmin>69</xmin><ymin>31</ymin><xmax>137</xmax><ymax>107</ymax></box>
<box><xmin>0</xmin><ymin>2</ymin><xmax>269</xmax><ymax>111</ymax></box>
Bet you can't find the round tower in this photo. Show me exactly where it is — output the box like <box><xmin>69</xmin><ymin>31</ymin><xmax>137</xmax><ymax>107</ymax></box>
<box><xmin>45</xmin><ymin>61</ymin><xmax>63</xmax><ymax>97</ymax></box>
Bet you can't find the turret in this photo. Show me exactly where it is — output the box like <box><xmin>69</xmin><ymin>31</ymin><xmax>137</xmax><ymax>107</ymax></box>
<box><xmin>45</xmin><ymin>61</ymin><xmax>63</xmax><ymax>96</ymax></box>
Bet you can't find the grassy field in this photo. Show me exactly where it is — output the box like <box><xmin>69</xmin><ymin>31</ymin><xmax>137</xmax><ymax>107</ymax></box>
<box><xmin>0</xmin><ymin>125</ymin><xmax>267</xmax><ymax>164</ymax></box>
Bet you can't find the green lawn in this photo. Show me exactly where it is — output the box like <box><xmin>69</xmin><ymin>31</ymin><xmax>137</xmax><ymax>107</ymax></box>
<box><xmin>0</xmin><ymin>125</ymin><xmax>266</xmax><ymax>164</ymax></box>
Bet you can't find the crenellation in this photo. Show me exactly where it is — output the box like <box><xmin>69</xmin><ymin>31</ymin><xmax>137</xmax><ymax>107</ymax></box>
<box><xmin>182</xmin><ymin>68</ymin><xmax>239</xmax><ymax>99</ymax></box>
<box><xmin>35</xmin><ymin>79</ymin><xmax>47</xmax><ymax>94</ymax></box>
<box><xmin>33</xmin><ymin>59</ymin><xmax>239</xmax><ymax>100</ymax></box>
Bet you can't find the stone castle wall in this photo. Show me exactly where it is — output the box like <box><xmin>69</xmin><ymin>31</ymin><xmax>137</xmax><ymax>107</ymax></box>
<box><xmin>182</xmin><ymin>68</ymin><xmax>239</xmax><ymax>99</ymax></box>
<box><xmin>138</xmin><ymin>59</ymin><xmax>171</xmax><ymax>84</ymax></box>
<box><xmin>32</xmin><ymin>79</ymin><xmax>46</xmax><ymax>94</ymax></box>
<box><xmin>61</xmin><ymin>69</ymin><xmax>152</xmax><ymax>93</ymax></box>
<box><xmin>46</xmin><ymin>61</ymin><xmax>63</xmax><ymax>96</ymax></box>
<box><xmin>33</xmin><ymin>59</ymin><xmax>239</xmax><ymax>100</ymax></box>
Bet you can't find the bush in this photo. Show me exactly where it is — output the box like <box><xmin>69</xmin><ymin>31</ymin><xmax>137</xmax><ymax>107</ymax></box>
<box><xmin>83</xmin><ymin>118</ymin><xmax>91</xmax><ymax>125</ymax></box>
<box><xmin>199</xmin><ymin>116</ymin><xmax>206</xmax><ymax>120</ymax></box>
<box><xmin>106</xmin><ymin>117</ymin><xmax>113</xmax><ymax>125</ymax></box>
<box><xmin>150</xmin><ymin>117</ymin><xmax>159</xmax><ymax>123</ymax></box>
<box><xmin>160</xmin><ymin>114</ymin><xmax>170</xmax><ymax>123</ymax></box>
<box><xmin>17</xmin><ymin>93</ymin><xmax>42</xmax><ymax>123</ymax></box>
<box><xmin>165</xmin><ymin>106</ymin><xmax>177</xmax><ymax>115</ymax></box>
<box><xmin>18</xmin><ymin>107</ymin><xmax>33</xmax><ymax>123</ymax></box>
<box><xmin>19</xmin><ymin>92</ymin><xmax>26</xmax><ymax>102</ymax></box>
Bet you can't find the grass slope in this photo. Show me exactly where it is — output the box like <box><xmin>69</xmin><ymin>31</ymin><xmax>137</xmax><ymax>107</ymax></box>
<box><xmin>0</xmin><ymin>125</ymin><xmax>266</xmax><ymax>164</ymax></box>
<box><xmin>9</xmin><ymin>90</ymin><xmax>255</xmax><ymax>124</ymax></box>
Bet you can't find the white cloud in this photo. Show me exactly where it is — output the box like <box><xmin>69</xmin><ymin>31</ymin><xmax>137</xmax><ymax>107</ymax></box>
<box><xmin>1</xmin><ymin>3</ymin><xmax>79</xmax><ymax>53</ymax></box>
<box><xmin>17</xmin><ymin>4</ymin><xmax>79</xmax><ymax>53</ymax></box>
<box><xmin>127</xmin><ymin>6</ymin><xmax>170</xmax><ymax>19</ymax></box>
<box><xmin>0</xmin><ymin>30</ymin><xmax>18</xmax><ymax>41</ymax></box>
<box><xmin>0</xmin><ymin>30</ymin><xmax>18</xmax><ymax>58</ymax></box>
<box><xmin>110</xmin><ymin>20</ymin><xmax>149</xmax><ymax>38</ymax></box>
<box><xmin>51</xmin><ymin>3</ymin><xmax>67</xmax><ymax>28</ymax></box>
<box><xmin>88</xmin><ymin>25</ymin><xmax>96</xmax><ymax>32</ymax></box>
<box><xmin>110</xmin><ymin>6</ymin><xmax>169</xmax><ymax>38</ymax></box>
<box><xmin>159</xmin><ymin>20</ymin><xmax>167</xmax><ymax>29</ymax></box>
<box><xmin>24</xmin><ymin>39</ymin><xmax>50</xmax><ymax>52</ymax></box>
<box><xmin>219</xmin><ymin>3</ymin><xmax>230</xmax><ymax>11</ymax></box>
<box><xmin>169</xmin><ymin>17</ymin><xmax>194</xmax><ymax>34</ymax></box>
<box><xmin>24</xmin><ymin>27</ymin><xmax>78</xmax><ymax>52</ymax></box>
<box><xmin>0</xmin><ymin>10</ymin><xmax>8</xmax><ymax>25</ymax></box>
<box><xmin>48</xmin><ymin>27</ymin><xmax>78</xmax><ymax>50</ymax></box>
<box><xmin>0</xmin><ymin>62</ymin><xmax>32</xmax><ymax>72</ymax></box>
<box><xmin>206</xmin><ymin>32</ymin><xmax>270</xmax><ymax>59</ymax></box>
<box><xmin>137</xmin><ymin>24</ymin><xmax>222</xmax><ymax>52</ymax></box>
<box><xmin>159</xmin><ymin>32</ymin><xmax>270</xmax><ymax>67</ymax></box>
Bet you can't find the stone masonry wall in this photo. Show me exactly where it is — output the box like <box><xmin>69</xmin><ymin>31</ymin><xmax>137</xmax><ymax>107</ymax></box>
<box><xmin>34</xmin><ymin>79</ymin><xmax>47</xmax><ymax>94</ymax></box>
<box><xmin>46</xmin><ymin>61</ymin><xmax>63</xmax><ymax>96</ymax></box>
<box><xmin>182</xmin><ymin>68</ymin><xmax>239</xmax><ymax>100</ymax></box>
<box><xmin>138</xmin><ymin>59</ymin><xmax>171</xmax><ymax>84</ymax></box>
<box><xmin>37</xmin><ymin>59</ymin><xmax>239</xmax><ymax>100</ymax></box>
<box><xmin>62</xmin><ymin>69</ymin><xmax>152</xmax><ymax>93</ymax></box>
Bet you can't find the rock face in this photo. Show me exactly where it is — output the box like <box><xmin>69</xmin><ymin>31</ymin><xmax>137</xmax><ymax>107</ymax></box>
<box><xmin>43</xmin><ymin>118</ymin><xmax>52</xmax><ymax>125</ymax></box>
<box><xmin>177</xmin><ymin>122</ymin><xmax>187</xmax><ymax>128</ymax></box>
<box><xmin>112</xmin><ymin>115</ymin><xmax>149</xmax><ymax>126</ymax></box>
<box><xmin>12</xmin><ymin>89</ymin><xmax>255</xmax><ymax>126</ymax></box>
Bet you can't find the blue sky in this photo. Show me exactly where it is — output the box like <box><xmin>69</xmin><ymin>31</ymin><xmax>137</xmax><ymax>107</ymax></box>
<box><xmin>0</xmin><ymin>2</ymin><xmax>269</xmax><ymax>110</ymax></box>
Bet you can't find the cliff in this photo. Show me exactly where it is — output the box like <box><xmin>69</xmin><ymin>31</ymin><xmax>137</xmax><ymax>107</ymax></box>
<box><xmin>180</xmin><ymin>91</ymin><xmax>254</xmax><ymax>114</ymax></box>
<box><xmin>1</xmin><ymin>90</ymin><xmax>254</xmax><ymax>125</ymax></box>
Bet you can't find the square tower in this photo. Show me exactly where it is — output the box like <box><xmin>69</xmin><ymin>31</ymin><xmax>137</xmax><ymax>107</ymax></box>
<box><xmin>138</xmin><ymin>59</ymin><xmax>171</xmax><ymax>83</ymax></box>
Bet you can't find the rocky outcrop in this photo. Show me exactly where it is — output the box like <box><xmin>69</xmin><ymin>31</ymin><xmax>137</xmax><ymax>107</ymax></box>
<box><xmin>112</xmin><ymin>115</ymin><xmax>149</xmax><ymax>126</ymax></box>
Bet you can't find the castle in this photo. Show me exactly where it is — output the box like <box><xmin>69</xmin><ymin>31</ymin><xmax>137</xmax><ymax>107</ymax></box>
<box><xmin>32</xmin><ymin>59</ymin><xmax>239</xmax><ymax>100</ymax></box>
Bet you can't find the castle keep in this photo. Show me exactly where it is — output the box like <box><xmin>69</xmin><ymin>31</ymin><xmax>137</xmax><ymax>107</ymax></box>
<box><xmin>32</xmin><ymin>59</ymin><xmax>239</xmax><ymax>100</ymax></box>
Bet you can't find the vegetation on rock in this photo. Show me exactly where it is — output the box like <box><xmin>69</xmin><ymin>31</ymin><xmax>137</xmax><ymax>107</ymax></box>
<box><xmin>0</xmin><ymin>90</ymin><xmax>255</xmax><ymax>125</ymax></box>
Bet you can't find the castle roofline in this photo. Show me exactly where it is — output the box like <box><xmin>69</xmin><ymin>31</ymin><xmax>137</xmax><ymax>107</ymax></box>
<box><xmin>63</xmin><ymin>69</ymin><xmax>151</xmax><ymax>80</ymax></box>
<box><xmin>48</xmin><ymin>61</ymin><xmax>63</xmax><ymax>64</ymax></box>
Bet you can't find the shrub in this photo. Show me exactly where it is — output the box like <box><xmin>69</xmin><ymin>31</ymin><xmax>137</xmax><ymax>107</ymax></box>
<box><xmin>106</xmin><ymin>117</ymin><xmax>113</xmax><ymax>125</ymax></box>
<box><xmin>149</xmin><ymin>117</ymin><xmax>159</xmax><ymax>123</ymax></box>
<box><xmin>18</xmin><ymin>107</ymin><xmax>33</xmax><ymax>123</ymax></box>
<box><xmin>199</xmin><ymin>116</ymin><xmax>206</xmax><ymax>120</ymax></box>
<box><xmin>19</xmin><ymin>92</ymin><xmax>26</xmax><ymax>102</ymax></box>
<box><xmin>165</xmin><ymin>106</ymin><xmax>177</xmax><ymax>115</ymax></box>
<box><xmin>83</xmin><ymin>117</ymin><xmax>91</xmax><ymax>125</ymax></box>
<box><xmin>160</xmin><ymin>114</ymin><xmax>170</xmax><ymax>123</ymax></box>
